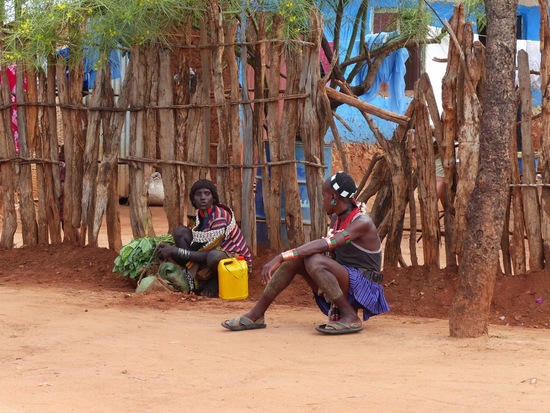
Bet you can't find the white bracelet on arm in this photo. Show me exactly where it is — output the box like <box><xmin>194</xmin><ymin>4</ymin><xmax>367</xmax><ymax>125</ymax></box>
<box><xmin>177</xmin><ymin>248</ymin><xmax>191</xmax><ymax>260</ymax></box>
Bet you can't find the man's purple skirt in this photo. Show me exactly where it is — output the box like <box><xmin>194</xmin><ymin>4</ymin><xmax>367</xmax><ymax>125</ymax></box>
<box><xmin>314</xmin><ymin>266</ymin><xmax>390</xmax><ymax>321</ymax></box>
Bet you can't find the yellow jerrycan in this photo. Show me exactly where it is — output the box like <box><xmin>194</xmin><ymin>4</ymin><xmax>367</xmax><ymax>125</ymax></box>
<box><xmin>218</xmin><ymin>256</ymin><xmax>248</xmax><ymax>300</ymax></box>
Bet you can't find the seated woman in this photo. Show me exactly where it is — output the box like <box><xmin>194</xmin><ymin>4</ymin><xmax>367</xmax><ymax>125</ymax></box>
<box><xmin>157</xmin><ymin>179</ymin><xmax>252</xmax><ymax>297</ymax></box>
<box><xmin>222</xmin><ymin>171</ymin><xmax>389</xmax><ymax>335</ymax></box>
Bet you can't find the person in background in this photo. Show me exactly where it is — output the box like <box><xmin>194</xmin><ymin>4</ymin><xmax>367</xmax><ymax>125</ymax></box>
<box><xmin>156</xmin><ymin>179</ymin><xmax>252</xmax><ymax>298</ymax></box>
<box><xmin>434</xmin><ymin>145</ymin><xmax>446</xmax><ymax>211</ymax></box>
<box><xmin>222</xmin><ymin>171</ymin><xmax>389</xmax><ymax>335</ymax></box>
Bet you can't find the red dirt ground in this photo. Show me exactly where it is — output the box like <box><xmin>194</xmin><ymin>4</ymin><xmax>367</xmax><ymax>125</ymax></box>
<box><xmin>1</xmin><ymin>242</ymin><xmax>549</xmax><ymax>329</ymax></box>
<box><xmin>1</xmin><ymin>140</ymin><xmax>549</xmax><ymax>330</ymax></box>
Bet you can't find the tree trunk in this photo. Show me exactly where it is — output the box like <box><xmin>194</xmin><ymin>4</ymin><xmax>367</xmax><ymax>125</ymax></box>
<box><xmin>449</xmin><ymin>0</ymin><xmax>518</xmax><ymax>338</ymax></box>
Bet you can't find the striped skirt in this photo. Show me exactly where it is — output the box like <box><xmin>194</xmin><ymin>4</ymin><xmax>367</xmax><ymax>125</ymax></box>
<box><xmin>314</xmin><ymin>266</ymin><xmax>390</xmax><ymax>321</ymax></box>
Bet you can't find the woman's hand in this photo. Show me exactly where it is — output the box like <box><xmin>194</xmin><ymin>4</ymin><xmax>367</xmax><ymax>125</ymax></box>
<box><xmin>260</xmin><ymin>255</ymin><xmax>284</xmax><ymax>285</ymax></box>
<box><xmin>156</xmin><ymin>243</ymin><xmax>178</xmax><ymax>260</ymax></box>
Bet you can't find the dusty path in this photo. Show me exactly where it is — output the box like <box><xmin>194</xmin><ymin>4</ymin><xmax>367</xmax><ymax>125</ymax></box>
<box><xmin>1</xmin><ymin>285</ymin><xmax>548</xmax><ymax>413</ymax></box>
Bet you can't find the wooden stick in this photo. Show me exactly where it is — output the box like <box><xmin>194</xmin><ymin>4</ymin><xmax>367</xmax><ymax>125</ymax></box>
<box><xmin>325</xmin><ymin>87</ymin><xmax>410</xmax><ymax>125</ymax></box>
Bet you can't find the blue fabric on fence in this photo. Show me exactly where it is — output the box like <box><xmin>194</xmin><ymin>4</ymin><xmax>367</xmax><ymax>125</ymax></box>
<box><xmin>56</xmin><ymin>47</ymin><xmax>121</xmax><ymax>90</ymax></box>
<box><xmin>354</xmin><ymin>31</ymin><xmax>409</xmax><ymax>114</ymax></box>
<box><xmin>83</xmin><ymin>48</ymin><xmax>121</xmax><ymax>89</ymax></box>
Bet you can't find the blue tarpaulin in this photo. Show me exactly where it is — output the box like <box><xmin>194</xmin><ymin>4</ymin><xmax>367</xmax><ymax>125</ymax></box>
<box><xmin>56</xmin><ymin>47</ymin><xmax>121</xmax><ymax>89</ymax></box>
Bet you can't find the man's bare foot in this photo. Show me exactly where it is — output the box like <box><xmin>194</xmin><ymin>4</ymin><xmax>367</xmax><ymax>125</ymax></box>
<box><xmin>338</xmin><ymin>314</ymin><xmax>362</xmax><ymax>329</ymax></box>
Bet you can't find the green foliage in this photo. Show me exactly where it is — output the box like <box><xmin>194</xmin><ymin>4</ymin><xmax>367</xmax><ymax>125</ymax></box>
<box><xmin>396</xmin><ymin>2</ymin><xmax>432</xmax><ymax>45</ymax></box>
<box><xmin>464</xmin><ymin>0</ymin><xmax>486</xmax><ymax>32</ymax></box>
<box><xmin>1</xmin><ymin>0</ymin><xmax>209</xmax><ymax>67</ymax></box>
<box><xmin>112</xmin><ymin>234</ymin><xmax>175</xmax><ymax>281</ymax></box>
<box><xmin>0</xmin><ymin>0</ymin><xmax>318</xmax><ymax>68</ymax></box>
<box><xmin>271</xmin><ymin>0</ymin><xmax>314</xmax><ymax>39</ymax></box>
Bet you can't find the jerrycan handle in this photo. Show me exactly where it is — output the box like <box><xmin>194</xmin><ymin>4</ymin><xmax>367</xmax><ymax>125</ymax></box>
<box><xmin>219</xmin><ymin>257</ymin><xmax>235</xmax><ymax>269</ymax></box>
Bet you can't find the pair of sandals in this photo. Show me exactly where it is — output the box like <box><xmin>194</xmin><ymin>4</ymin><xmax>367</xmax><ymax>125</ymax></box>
<box><xmin>221</xmin><ymin>304</ymin><xmax>363</xmax><ymax>335</ymax></box>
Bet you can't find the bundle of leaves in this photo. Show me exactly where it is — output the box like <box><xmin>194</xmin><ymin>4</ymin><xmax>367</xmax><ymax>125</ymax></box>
<box><xmin>113</xmin><ymin>234</ymin><xmax>175</xmax><ymax>281</ymax></box>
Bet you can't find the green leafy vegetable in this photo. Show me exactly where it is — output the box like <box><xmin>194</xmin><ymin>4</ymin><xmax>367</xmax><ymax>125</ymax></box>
<box><xmin>112</xmin><ymin>234</ymin><xmax>175</xmax><ymax>281</ymax></box>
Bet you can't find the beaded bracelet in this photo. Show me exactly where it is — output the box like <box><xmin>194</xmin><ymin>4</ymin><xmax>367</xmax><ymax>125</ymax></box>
<box><xmin>342</xmin><ymin>230</ymin><xmax>352</xmax><ymax>244</ymax></box>
<box><xmin>323</xmin><ymin>236</ymin><xmax>338</xmax><ymax>250</ymax></box>
<box><xmin>281</xmin><ymin>248</ymin><xmax>299</xmax><ymax>261</ymax></box>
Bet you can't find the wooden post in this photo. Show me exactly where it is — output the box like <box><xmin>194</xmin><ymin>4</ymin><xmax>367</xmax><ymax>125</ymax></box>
<box><xmin>0</xmin><ymin>66</ymin><xmax>17</xmax><ymax>248</ymax></box>
<box><xmin>441</xmin><ymin>5</ymin><xmax>463</xmax><ymax>258</ymax></box>
<box><xmin>16</xmin><ymin>62</ymin><xmax>38</xmax><ymax>245</ymax></box>
<box><xmin>254</xmin><ymin>15</ymin><xmax>273</xmax><ymax>248</ymax></box>
<box><xmin>280</xmin><ymin>49</ymin><xmax>304</xmax><ymax>247</ymax></box>
<box><xmin>508</xmin><ymin>119</ymin><xmax>526</xmax><ymax>274</ymax></box>
<box><xmin>224</xmin><ymin>20</ymin><xmax>243</xmax><ymax>221</ymax></box>
<box><xmin>173</xmin><ymin>39</ymin><xmax>190</xmax><ymax>225</ymax></box>
<box><xmin>81</xmin><ymin>67</ymin><xmax>105</xmax><ymax>245</ymax></box>
<box><xmin>300</xmin><ymin>11</ymin><xmax>328</xmax><ymax>241</ymax></box>
<box><xmin>158</xmin><ymin>47</ymin><xmax>179</xmax><ymax>232</ymax></box>
<box><xmin>265</xmin><ymin>18</ymin><xmax>283</xmax><ymax>250</ymax></box>
<box><xmin>127</xmin><ymin>47</ymin><xmax>156</xmax><ymax>239</ymax></box>
<box><xmin>239</xmin><ymin>13</ymin><xmax>257</xmax><ymax>253</ymax></box>
<box><xmin>538</xmin><ymin>0</ymin><xmax>550</xmax><ymax>268</ymax></box>
<box><xmin>144</xmin><ymin>46</ymin><xmax>159</xmax><ymax>236</ymax></box>
<box><xmin>28</xmin><ymin>68</ymin><xmax>51</xmax><ymax>245</ymax></box>
<box><xmin>209</xmin><ymin>0</ymin><xmax>232</xmax><ymax>208</ymax></box>
<box><xmin>91</xmin><ymin>48</ymin><xmax>134</xmax><ymax>247</ymax></box>
<box><xmin>44</xmin><ymin>58</ymin><xmax>62</xmax><ymax>244</ymax></box>
<box><xmin>101</xmin><ymin>69</ymin><xmax>121</xmax><ymax>252</ymax></box>
<box><xmin>518</xmin><ymin>49</ymin><xmax>543</xmax><ymax>270</ymax></box>
<box><xmin>414</xmin><ymin>87</ymin><xmax>440</xmax><ymax>268</ymax></box>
